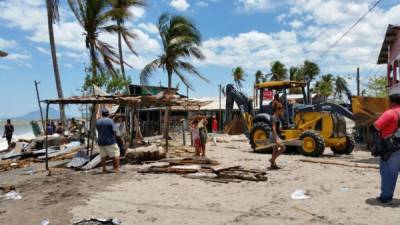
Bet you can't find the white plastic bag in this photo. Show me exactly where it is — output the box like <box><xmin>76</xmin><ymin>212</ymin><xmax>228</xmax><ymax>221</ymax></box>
<box><xmin>291</xmin><ymin>189</ymin><xmax>310</xmax><ymax>200</ymax></box>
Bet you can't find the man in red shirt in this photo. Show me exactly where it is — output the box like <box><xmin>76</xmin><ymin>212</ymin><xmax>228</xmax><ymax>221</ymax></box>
<box><xmin>212</xmin><ymin>115</ymin><xmax>218</xmax><ymax>145</ymax></box>
<box><xmin>374</xmin><ymin>93</ymin><xmax>400</xmax><ymax>203</ymax></box>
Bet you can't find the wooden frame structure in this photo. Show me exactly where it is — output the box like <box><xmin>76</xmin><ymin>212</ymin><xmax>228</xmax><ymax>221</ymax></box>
<box><xmin>41</xmin><ymin>94</ymin><xmax>209</xmax><ymax>173</ymax></box>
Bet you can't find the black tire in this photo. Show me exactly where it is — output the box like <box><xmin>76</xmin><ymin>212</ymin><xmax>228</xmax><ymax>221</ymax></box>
<box><xmin>250</xmin><ymin>122</ymin><xmax>272</xmax><ymax>153</ymax></box>
<box><xmin>299</xmin><ymin>131</ymin><xmax>325</xmax><ymax>157</ymax></box>
<box><xmin>330</xmin><ymin>135</ymin><xmax>355</xmax><ymax>155</ymax></box>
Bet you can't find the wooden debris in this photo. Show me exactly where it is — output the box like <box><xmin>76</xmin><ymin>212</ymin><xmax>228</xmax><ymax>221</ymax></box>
<box><xmin>125</xmin><ymin>145</ymin><xmax>166</xmax><ymax>163</ymax></box>
<box><xmin>0</xmin><ymin>159</ymin><xmax>32</xmax><ymax>172</ymax></box>
<box><xmin>300</xmin><ymin>158</ymin><xmax>379</xmax><ymax>169</ymax></box>
<box><xmin>211</xmin><ymin>165</ymin><xmax>240</xmax><ymax>172</ymax></box>
<box><xmin>139</xmin><ymin>157</ymin><xmax>268</xmax><ymax>183</ymax></box>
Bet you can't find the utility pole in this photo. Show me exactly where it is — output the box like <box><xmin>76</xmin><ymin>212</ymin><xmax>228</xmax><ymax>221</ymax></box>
<box><xmin>34</xmin><ymin>80</ymin><xmax>45</xmax><ymax>132</ymax></box>
<box><xmin>357</xmin><ymin>67</ymin><xmax>360</xmax><ymax>96</ymax></box>
<box><xmin>219</xmin><ymin>84</ymin><xmax>222</xmax><ymax>131</ymax></box>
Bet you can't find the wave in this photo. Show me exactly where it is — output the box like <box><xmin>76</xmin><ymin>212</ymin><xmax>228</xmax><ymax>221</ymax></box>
<box><xmin>0</xmin><ymin>132</ymin><xmax>35</xmax><ymax>150</ymax></box>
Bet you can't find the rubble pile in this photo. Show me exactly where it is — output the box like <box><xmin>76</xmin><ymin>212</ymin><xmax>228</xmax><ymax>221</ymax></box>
<box><xmin>139</xmin><ymin>157</ymin><xmax>268</xmax><ymax>183</ymax></box>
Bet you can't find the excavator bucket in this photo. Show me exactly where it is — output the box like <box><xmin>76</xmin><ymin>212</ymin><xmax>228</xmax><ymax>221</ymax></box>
<box><xmin>351</xmin><ymin>96</ymin><xmax>389</xmax><ymax>126</ymax></box>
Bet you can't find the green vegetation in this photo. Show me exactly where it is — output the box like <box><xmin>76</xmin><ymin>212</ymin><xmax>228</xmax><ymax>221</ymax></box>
<box><xmin>365</xmin><ymin>75</ymin><xmax>387</xmax><ymax>97</ymax></box>
<box><xmin>232</xmin><ymin>67</ymin><xmax>246</xmax><ymax>89</ymax></box>
<box><xmin>270</xmin><ymin>61</ymin><xmax>287</xmax><ymax>81</ymax></box>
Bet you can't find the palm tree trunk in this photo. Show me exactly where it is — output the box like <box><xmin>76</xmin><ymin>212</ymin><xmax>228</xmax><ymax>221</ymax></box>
<box><xmin>89</xmin><ymin>43</ymin><xmax>97</xmax><ymax>79</ymax></box>
<box><xmin>46</xmin><ymin>0</ymin><xmax>65</xmax><ymax>124</ymax></box>
<box><xmin>165</xmin><ymin>68</ymin><xmax>173</xmax><ymax>153</ymax></box>
<box><xmin>117</xmin><ymin>20</ymin><xmax>131</xmax><ymax>95</ymax></box>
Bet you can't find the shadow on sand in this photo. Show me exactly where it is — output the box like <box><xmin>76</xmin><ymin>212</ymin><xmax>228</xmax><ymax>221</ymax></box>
<box><xmin>366</xmin><ymin>198</ymin><xmax>400</xmax><ymax>208</ymax></box>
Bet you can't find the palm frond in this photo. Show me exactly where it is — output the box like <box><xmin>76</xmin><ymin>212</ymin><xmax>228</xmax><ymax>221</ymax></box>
<box><xmin>177</xmin><ymin>60</ymin><xmax>209</xmax><ymax>83</ymax></box>
<box><xmin>47</xmin><ymin>0</ymin><xmax>60</xmax><ymax>23</ymax></box>
<box><xmin>140</xmin><ymin>58</ymin><xmax>162</xmax><ymax>84</ymax></box>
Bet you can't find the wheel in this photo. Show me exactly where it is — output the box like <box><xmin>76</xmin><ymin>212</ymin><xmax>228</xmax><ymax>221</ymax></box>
<box><xmin>330</xmin><ymin>135</ymin><xmax>355</xmax><ymax>155</ymax></box>
<box><xmin>250</xmin><ymin>122</ymin><xmax>272</xmax><ymax>153</ymax></box>
<box><xmin>299</xmin><ymin>131</ymin><xmax>325</xmax><ymax>157</ymax></box>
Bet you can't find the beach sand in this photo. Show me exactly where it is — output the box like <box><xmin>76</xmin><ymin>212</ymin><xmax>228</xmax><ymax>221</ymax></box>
<box><xmin>0</xmin><ymin>134</ymin><xmax>399</xmax><ymax>225</ymax></box>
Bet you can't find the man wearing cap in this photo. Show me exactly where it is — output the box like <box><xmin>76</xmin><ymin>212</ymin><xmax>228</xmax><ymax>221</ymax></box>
<box><xmin>374</xmin><ymin>92</ymin><xmax>400</xmax><ymax>203</ymax></box>
<box><xmin>96</xmin><ymin>109</ymin><xmax>120</xmax><ymax>173</ymax></box>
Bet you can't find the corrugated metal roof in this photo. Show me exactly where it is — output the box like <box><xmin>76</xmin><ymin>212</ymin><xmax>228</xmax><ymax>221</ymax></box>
<box><xmin>377</xmin><ymin>24</ymin><xmax>400</xmax><ymax>64</ymax></box>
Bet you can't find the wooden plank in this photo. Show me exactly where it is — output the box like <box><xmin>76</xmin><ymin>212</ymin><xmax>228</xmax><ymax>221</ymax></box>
<box><xmin>211</xmin><ymin>165</ymin><xmax>241</xmax><ymax>173</ymax></box>
<box><xmin>300</xmin><ymin>158</ymin><xmax>379</xmax><ymax>169</ymax></box>
<box><xmin>255</xmin><ymin>139</ymin><xmax>302</xmax><ymax>151</ymax></box>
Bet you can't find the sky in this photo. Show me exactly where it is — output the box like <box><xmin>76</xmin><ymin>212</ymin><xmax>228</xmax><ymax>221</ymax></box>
<box><xmin>0</xmin><ymin>0</ymin><xmax>399</xmax><ymax>117</ymax></box>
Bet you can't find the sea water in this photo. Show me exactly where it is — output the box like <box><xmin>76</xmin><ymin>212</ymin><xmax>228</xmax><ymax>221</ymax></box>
<box><xmin>0</xmin><ymin>120</ymin><xmax>35</xmax><ymax>150</ymax></box>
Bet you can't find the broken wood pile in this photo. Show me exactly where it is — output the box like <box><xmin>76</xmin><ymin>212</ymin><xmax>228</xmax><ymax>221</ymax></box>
<box><xmin>0</xmin><ymin>159</ymin><xmax>33</xmax><ymax>172</ymax></box>
<box><xmin>125</xmin><ymin>145</ymin><xmax>166</xmax><ymax>163</ymax></box>
<box><xmin>139</xmin><ymin>157</ymin><xmax>268</xmax><ymax>183</ymax></box>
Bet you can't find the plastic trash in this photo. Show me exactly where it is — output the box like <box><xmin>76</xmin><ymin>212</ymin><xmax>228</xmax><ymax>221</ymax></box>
<box><xmin>4</xmin><ymin>191</ymin><xmax>22</xmax><ymax>200</ymax></box>
<box><xmin>40</xmin><ymin>218</ymin><xmax>50</xmax><ymax>225</ymax></box>
<box><xmin>340</xmin><ymin>186</ymin><xmax>349</xmax><ymax>192</ymax></box>
<box><xmin>291</xmin><ymin>189</ymin><xmax>310</xmax><ymax>200</ymax></box>
<box><xmin>186</xmin><ymin>172</ymin><xmax>218</xmax><ymax>179</ymax></box>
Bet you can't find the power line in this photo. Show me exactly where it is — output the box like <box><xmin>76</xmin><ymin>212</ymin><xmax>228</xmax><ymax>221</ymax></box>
<box><xmin>307</xmin><ymin>0</ymin><xmax>360</xmax><ymax>47</ymax></box>
<box><xmin>319</xmin><ymin>0</ymin><xmax>384</xmax><ymax>58</ymax></box>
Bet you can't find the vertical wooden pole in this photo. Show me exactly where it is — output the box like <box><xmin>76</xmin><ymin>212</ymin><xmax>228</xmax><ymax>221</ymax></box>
<box><xmin>219</xmin><ymin>84</ymin><xmax>222</xmax><ymax>131</ymax></box>
<box><xmin>357</xmin><ymin>67</ymin><xmax>360</xmax><ymax>96</ymax></box>
<box><xmin>34</xmin><ymin>80</ymin><xmax>45</xmax><ymax>132</ymax></box>
<box><xmin>45</xmin><ymin>102</ymin><xmax>50</xmax><ymax>175</ymax></box>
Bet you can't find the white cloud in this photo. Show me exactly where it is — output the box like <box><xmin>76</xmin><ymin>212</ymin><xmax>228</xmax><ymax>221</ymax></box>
<box><xmin>196</xmin><ymin>1</ymin><xmax>209</xmax><ymax>7</ymax></box>
<box><xmin>289</xmin><ymin>19</ymin><xmax>303</xmax><ymax>29</ymax></box>
<box><xmin>6</xmin><ymin>53</ymin><xmax>31</xmax><ymax>60</ymax></box>
<box><xmin>36</xmin><ymin>47</ymin><xmax>50</xmax><ymax>55</ymax></box>
<box><xmin>0</xmin><ymin>38</ymin><xmax>17</xmax><ymax>49</ymax></box>
<box><xmin>236</xmin><ymin>0</ymin><xmax>269</xmax><ymax>12</ymax></box>
<box><xmin>170</xmin><ymin>0</ymin><xmax>190</xmax><ymax>11</ymax></box>
<box><xmin>138</xmin><ymin>23</ymin><xmax>159</xmax><ymax>34</ymax></box>
<box><xmin>129</xmin><ymin>7</ymin><xmax>145</xmax><ymax>19</ymax></box>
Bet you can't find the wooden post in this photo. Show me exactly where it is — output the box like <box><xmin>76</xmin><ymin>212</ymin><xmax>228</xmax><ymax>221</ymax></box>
<box><xmin>182</xmin><ymin>121</ymin><xmax>186</xmax><ymax>146</ymax></box>
<box><xmin>45</xmin><ymin>102</ymin><xmax>50</xmax><ymax>175</ymax></box>
<box><xmin>34</xmin><ymin>80</ymin><xmax>45</xmax><ymax>132</ymax></box>
<box><xmin>357</xmin><ymin>67</ymin><xmax>360</xmax><ymax>96</ymax></box>
<box><xmin>219</xmin><ymin>84</ymin><xmax>222</xmax><ymax>131</ymax></box>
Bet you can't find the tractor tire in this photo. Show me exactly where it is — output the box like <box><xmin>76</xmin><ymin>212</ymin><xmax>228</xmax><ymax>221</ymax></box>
<box><xmin>330</xmin><ymin>135</ymin><xmax>355</xmax><ymax>155</ymax></box>
<box><xmin>250</xmin><ymin>122</ymin><xmax>272</xmax><ymax>153</ymax></box>
<box><xmin>299</xmin><ymin>131</ymin><xmax>325</xmax><ymax>157</ymax></box>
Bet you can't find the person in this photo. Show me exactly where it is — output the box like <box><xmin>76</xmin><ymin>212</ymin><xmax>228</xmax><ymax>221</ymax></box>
<box><xmin>115</xmin><ymin>115</ymin><xmax>126</xmax><ymax>157</ymax></box>
<box><xmin>269</xmin><ymin>102</ymin><xmax>286</xmax><ymax>170</ymax></box>
<box><xmin>46</xmin><ymin>121</ymin><xmax>55</xmax><ymax>135</ymax></box>
<box><xmin>69</xmin><ymin>117</ymin><xmax>77</xmax><ymax>133</ymax></box>
<box><xmin>191</xmin><ymin>120</ymin><xmax>200</xmax><ymax>156</ymax></box>
<box><xmin>2</xmin><ymin>119</ymin><xmax>14</xmax><ymax>147</ymax></box>
<box><xmin>374</xmin><ymin>92</ymin><xmax>400</xmax><ymax>203</ymax></box>
<box><xmin>271</xmin><ymin>93</ymin><xmax>281</xmax><ymax>112</ymax></box>
<box><xmin>96</xmin><ymin>109</ymin><xmax>120</xmax><ymax>173</ymax></box>
<box><xmin>55</xmin><ymin>122</ymin><xmax>64</xmax><ymax>135</ymax></box>
<box><xmin>198</xmin><ymin>117</ymin><xmax>208</xmax><ymax>156</ymax></box>
<box><xmin>212</xmin><ymin>115</ymin><xmax>218</xmax><ymax>145</ymax></box>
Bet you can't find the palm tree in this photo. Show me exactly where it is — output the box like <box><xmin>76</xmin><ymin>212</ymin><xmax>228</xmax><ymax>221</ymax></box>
<box><xmin>270</xmin><ymin>61</ymin><xmax>287</xmax><ymax>81</ymax></box>
<box><xmin>108</xmin><ymin>0</ymin><xmax>146</xmax><ymax>93</ymax></box>
<box><xmin>0</xmin><ymin>50</ymin><xmax>8</xmax><ymax>57</ymax></box>
<box><xmin>68</xmin><ymin>0</ymin><xmax>120</xmax><ymax>80</ymax></box>
<box><xmin>232</xmin><ymin>67</ymin><xmax>245</xmax><ymax>89</ymax></box>
<box><xmin>334</xmin><ymin>76</ymin><xmax>352</xmax><ymax>104</ymax></box>
<box><xmin>301</xmin><ymin>60</ymin><xmax>320</xmax><ymax>103</ymax></box>
<box><xmin>314</xmin><ymin>74</ymin><xmax>334</xmax><ymax>102</ymax></box>
<box><xmin>46</xmin><ymin>0</ymin><xmax>66</xmax><ymax>123</ymax></box>
<box><xmin>255</xmin><ymin>70</ymin><xmax>263</xmax><ymax>84</ymax></box>
<box><xmin>289</xmin><ymin>66</ymin><xmax>302</xmax><ymax>94</ymax></box>
<box><xmin>140</xmin><ymin>13</ymin><xmax>207</xmax><ymax>151</ymax></box>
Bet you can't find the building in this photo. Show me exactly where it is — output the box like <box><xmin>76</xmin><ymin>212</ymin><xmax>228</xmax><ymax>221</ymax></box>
<box><xmin>377</xmin><ymin>24</ymin><xmax>400</xmax><ymax>94</ymax></box>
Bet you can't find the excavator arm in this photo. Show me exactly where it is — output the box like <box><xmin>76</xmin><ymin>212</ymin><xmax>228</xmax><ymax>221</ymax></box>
<box><xmin>225</xmin><ymin>84</ymin><xmax>254</xmax><ymax>137</ymax></box>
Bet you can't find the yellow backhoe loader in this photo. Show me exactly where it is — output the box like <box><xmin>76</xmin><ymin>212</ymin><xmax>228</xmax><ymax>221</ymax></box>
<box><xmin>225</xmin><ymin>81</ymin><xmax>355</xmax><ymax>157</ymax></box>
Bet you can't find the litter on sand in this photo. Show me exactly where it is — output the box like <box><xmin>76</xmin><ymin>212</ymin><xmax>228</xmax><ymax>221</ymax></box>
<box><xmin>3</xmin><ymin>191</ymin><xmax>22</xmax><ymax>200</ymax></box>
<box><xmin>72</xmin><ymin>218</ymin><xmax>121</xmax><ymax>225</ymax></box>
<box><xmin>291</xmin><ymin>189</ymin><xmax>310</xmax><ymax>200</ymax></box>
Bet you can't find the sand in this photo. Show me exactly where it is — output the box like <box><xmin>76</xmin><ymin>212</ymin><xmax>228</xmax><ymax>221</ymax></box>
<box><xmin>1</xmin><ymin>134</ymin><xmax>400</xmax><ymax>225</ymax></box>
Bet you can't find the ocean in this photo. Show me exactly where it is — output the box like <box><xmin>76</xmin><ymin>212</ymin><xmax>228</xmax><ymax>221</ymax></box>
<box><xmin>0</xmin><ymin>120</ymin><xmax>35</xmax><ymax>150</ymax></box>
